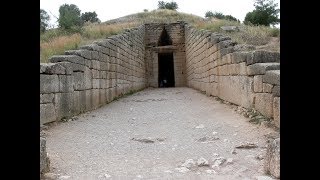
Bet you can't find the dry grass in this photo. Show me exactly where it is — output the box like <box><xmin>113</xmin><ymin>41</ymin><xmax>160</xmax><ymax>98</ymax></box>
<box><xmin>40</xmin><ymin>22</ymin><xmax>137</xmax><ymax>63</ymax></box>
<box><xmin>40</xmin><ymin>9</ymin><xmax>280</xmax><ymax>63</ymax></box>
<box><xmin>196</xmin><ymin>19</ymin><xmax>280</xmax><ymax>46</ymax></box>
<box><xmin>40</xmin><ymin>34</ymin><xmax>82</xmax><ymax>63</ymax></box>
<box><xmin>82</xmin><ymin>22</ymin><xmax>138</xmax><ymax>39</ymax></box>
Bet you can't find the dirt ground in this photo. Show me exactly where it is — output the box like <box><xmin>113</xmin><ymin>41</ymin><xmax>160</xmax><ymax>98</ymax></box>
<box><xmin>44</xmin><ymin>87</ymin><xmax>277</xmax><ymax>180</ymax></box>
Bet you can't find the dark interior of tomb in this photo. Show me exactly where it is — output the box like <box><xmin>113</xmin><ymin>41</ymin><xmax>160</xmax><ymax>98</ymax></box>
<box><xmin>158</xmin><ymin>53</ymin><xmax>175</xmax><ymax>87</ymax></box>
<box><xmin>158</xmin><ymin>27</ymin><xmax>172</xmax><ymax>46</ymax></box>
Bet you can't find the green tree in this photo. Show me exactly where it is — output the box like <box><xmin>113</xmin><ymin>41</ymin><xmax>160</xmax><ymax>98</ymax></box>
<box><xmin>212</xmin><ymin>12</ymin><xmax>225</xmax><ymax>19</ymax></box>
<box><xmin>158</xmin><ymin>1</ymin><xmax>166</xmax><ymax>9</ymax></box>
<box><xmin>81</xmin><ymin>11</ymin><xmax>100</xmax><ymax>23</ymax></box>
<box><xmin>158</xmin><ymin>1</ymin><xmax>178</xmax><ymax>10</ymax></box>
<box><xmin>244</xmin><ymin>0</ymin><xmax>280</xmax><ymax>26</ymax></box>
<box><xmin>58</xmin><ymin>4</ymin><xmax>82</xmax><ymax>30</ymax></box>
<box><xmin>40</xmin><ymin>9</ymin><xmax>50</xmax><ymax>33</ymax></box>
<box><xmin>205</xmin><ymin>11</ymin><xmax>214</xmax><ymax>18</ymax></box>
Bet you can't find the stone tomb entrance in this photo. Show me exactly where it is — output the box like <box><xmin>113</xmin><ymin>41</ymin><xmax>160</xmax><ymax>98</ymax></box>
<box><xmin>158</xmin><ymin>53</ymin><xmax>175</xmax><ymax>87</ymax></box>
<box><xmin>145</xmin><ymin>22</ymin><xmax>186</xmax><ymax>88</ymax></box>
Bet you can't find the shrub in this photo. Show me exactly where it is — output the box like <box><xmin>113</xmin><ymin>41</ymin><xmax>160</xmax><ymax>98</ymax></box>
<box><xmin>158</xmin><ymin>1</ymin><xmax>178</xmax><ymax>10</ymax></box>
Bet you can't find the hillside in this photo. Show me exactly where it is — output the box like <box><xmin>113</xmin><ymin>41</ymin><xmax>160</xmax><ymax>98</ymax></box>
<box><xmin>40</xmin><ymin>9</ymin><xmax>279</xmax><ymax>63</ymax></box>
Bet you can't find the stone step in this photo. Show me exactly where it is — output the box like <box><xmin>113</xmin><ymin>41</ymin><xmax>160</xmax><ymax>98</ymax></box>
<box><xmin>247</xmin><ymin>63</ymin><xmax>280</xmax><ymax>75</ymax></box>
<box><xmin>263</xmin><ymin>70</ymin><xmax>280</xmax><ymax>85</ymax></box>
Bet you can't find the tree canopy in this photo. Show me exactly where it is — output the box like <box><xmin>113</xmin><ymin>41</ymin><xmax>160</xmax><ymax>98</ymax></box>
<box><xmin>40</xmin><ymin>9</ymin><xmax>50</xmax><ymax>33</ymax></box>
<box><xmin>244</xmin><ymin>0</ymin><xmax>280</xmax><ymax>26</ymax></box>
<box><xmin>81</xmin><ymin>11</ymin><xmax>100</xmax><ymax>24</ymax></box>
<box><xmin>58</xmin><ymin>4</ymin><xmax>82</xmax><ymax>30</ymax></box>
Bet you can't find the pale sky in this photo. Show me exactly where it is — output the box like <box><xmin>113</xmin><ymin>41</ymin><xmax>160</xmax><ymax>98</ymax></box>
<box><xmin>40</xmin><ymin>0</ymin><xmax>280</xmax><ymax>28</ymax></box>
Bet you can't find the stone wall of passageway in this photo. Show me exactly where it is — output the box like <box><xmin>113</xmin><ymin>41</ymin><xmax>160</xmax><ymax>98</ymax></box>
<box><xmin>40</xmin><ymin>25</ymin><xmax>147</xmax><ymax>125</ymax></box>
<box><xmin>185</xmin><ymin>24</ymin><xmax>280</xmax><ymax>128</ymax></box>
<box><xmin>40</xmin><ymin>22</ymin><xmax>280</xmax><ymax>129</ymax></box>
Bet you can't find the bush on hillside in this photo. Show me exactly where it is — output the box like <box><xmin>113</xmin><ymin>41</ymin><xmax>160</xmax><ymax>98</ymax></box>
<box><xmin>205</xmin><ymin>11</ymin><xmax>239</xmax><ymax>22</ymax></box>
<box><xmin>158</xmin><ymin>1</ymin><xmax>178</xmax><ymax>10</ymax></box>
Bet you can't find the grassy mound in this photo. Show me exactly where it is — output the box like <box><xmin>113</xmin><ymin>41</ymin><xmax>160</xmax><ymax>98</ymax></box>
<box><xmin>40</xmin><ymin>9</ymin><xmax>279</xmax><ymax>63</ymax></box>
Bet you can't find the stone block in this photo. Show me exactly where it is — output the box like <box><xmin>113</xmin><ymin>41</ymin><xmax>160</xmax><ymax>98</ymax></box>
<box><xmin>59</xmin><ymin>75</ymin><xmax>74</xmax><ymax>92</ymax></box>
<box><xmin>263</xmin><ymin>83</ymin><xmax>273</xmax><ymax>93</ymax></box>
<box><xmin>99</xmin><ymin>89</ymin><xmax>106</xmax><ymax>105</ymax></box>
<box><xmin>40</xmin><ymin>63</ymin><xmax>46</xmax><ymax>73</ymax></box>
<box><xmin>40</xmin><ymin>94</ymin><xmax>54</xmax><ymax>104</ymax></box>
<box><xmin>209</xmin><ymin>82</ymin><xmax>218</xmax><ymax>96</ymax></box>
<box><xmin>78</xmin><ymin>90</ymin><xmax>86</xmax><ymax>113</ymax></box>
<box><xmin>85</xmin><ymin>90</ymin><xmax>92</xmax><ymax>111</ymax></box>
<box><xmin>40</xmin><ymin>137</ymin><xmax>50</xmax><ymax>174</ymax></box>
<box><xmin>92</xmin><ymin>79</ymin><xmax>100</xmax><ymax>89</ymax></box>
<box><xmin>231</xmin><ymin>52</ymin><xmax>249</xmax><ymax>64</ymax></box>
<box><xmin>73</xmin><ymin>72</ymin><xmax>85</xmax><ymax>90</ymax></box>
<box><xmin>65</xmin><ymin>49</ymin><xmax>92</xmax><ymax>60</ymax></box>
<box><xmin>40</xmin><ymin>63</ymin><xmax>66</xmax><ymax>75</ymax></box>
<box><xmin>220</xmin><ymin>54</ymin><xmax>232</xmax><ymax>66</ymax></box>
<box><xmin>73</xmin><ymin>91</ymin><xmax>80</xmax><ymax>116</ymax></box>
<box><xmin>272</xmin><ymin>85</ymin><xmax>280</xmax><ymax>97</ymax></box>
<box><xmin>217</xmin><ymin>76</ymin><xmax>254</xmax><ymax>108</ymax></box>
<box><xmin>57</xmin><ymin>62</ymin><xmax>73</xmax><ymax>75</ymax></box>
<box><xmin>264</xmin><ymin>138</ymin><xmax>280</xmax><ymax>179</ymax></box>
<box><xmin>84</xmin><ymin>68</ymin><xmax>92</xmax><ymax>89</ymax></box>
<box><xmin>85</xmin><ymin>59</ymin><xmax>93</xmax><ymax>68</ymax></box>
<box><xmin>263</xmin><ymin>70</ymin><xmax>280</xmax><ymax>85</ymax></box>
<box><xmin>49</xmin><ymin>55</ymin><xmax>85</xmax><ymax>65</ymax></box>
<box><xmin>92</xmin><ymin>69</ymin><xmax>100</xmax><ymax>78</ymax></box>
<box><xmin>40</xmin><ymin>74</ymin><xmax>59</xmax><ymax>93</ymax></box>
<box><xmin>92</xmin><ymin>60</ymin><xmax>100</xmax><ymax>70</ymax></box>
<box><xmin>60</xmin><ymin>62</ymin><xmax>85</xmax><ymax>73</ymax></box>
<box><xmin>100</xmin><ymin>62</ymin><xmax>108</xmax><ymax>71</ymax></box>
<box><xmin>273</xmin><ymin>97</ymin><xmax>280</xmax><ymax>128</ymax></box>
<box><xmin>54</xmin><ymin>93</ymin><xmax>74</xmax><ymax>120</ymax></box>
<box><xmin>220</xmin><ymin>47</ymin><xmax>234</xmax><ymax>56</ymax></box>
<box><xmin>253</xmin><ymin>75</ymin><xmax>263</xmax><ymax>93</ymax></box>
<box><xmin>100</xmin><ymin>71</ymin><xmax>107</xmax><ymax>79</ymax></box>
<box><xmin>254</xmin><ymin>93</ymin><xmax>274</xmax><ymax>118</ymax></box>
<box><xmin>40</xmin><ymin>103</ymin><xmax>56</xmax><ymax>124</ymax></box>
<box><xmin>92</xmin><ymin>51</ymin><xmax>99</xmax><ymax>60</ymax></box>
<box><xmin>80</xmin><ymin>44</ymin><xmax>101</xmax><ymax>52</ymax></box>
<box><xmin>92</xmin><ymin>89</ymin><xmax>100</xmax><ymax>109</ymax></box>
<box><xmin>247</xmin><ymin>63</ymin><xmax>280</xmax><ymax>75</ymax></box>
<box><xmin>217</xmin><ymin>40</ymin><xmax>237</xmax><ymax>49</ymax></box>
<box><xmin>239</xmin><ymin>62</ymin><xmax>247</xmax><ymax>75</ymax></box>
<box><xmin>246</xmin><ymin>51</ymin><xmax>280</xmax><ymax>65</ymax></box>
<box><xmin>100</xmin><ymin>79</ymin><xmax>107</xmax><ymax>89</ymax></box>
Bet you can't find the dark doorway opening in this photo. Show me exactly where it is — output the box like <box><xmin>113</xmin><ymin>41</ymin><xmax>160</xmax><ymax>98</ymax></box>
<box><xmin>158</xmin><ymin>27</ymin><xmax>172</xmax><ymax>46</ymax></box>
<box><xmin>158</xmin><ymin>53</ymin><xmax>175</xmax><ymax>87</ymax></box>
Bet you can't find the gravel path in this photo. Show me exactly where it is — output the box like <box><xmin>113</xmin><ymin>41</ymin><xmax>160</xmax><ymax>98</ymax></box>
<box><xmin>45</xmin><ymin>87</ymin><xmax>276</xmax><ymax>180</ymax></box>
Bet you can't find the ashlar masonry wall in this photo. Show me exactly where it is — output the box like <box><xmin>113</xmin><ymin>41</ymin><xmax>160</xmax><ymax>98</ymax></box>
<box><xmin>185</xmin><ymin>24</ymin><xmax>280</xmax><ymax>128</ymax></box>
<box><xmin>40</xmin><ymin>25</ymin><xmax>147</xmax><ymax>125</ymax></box>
